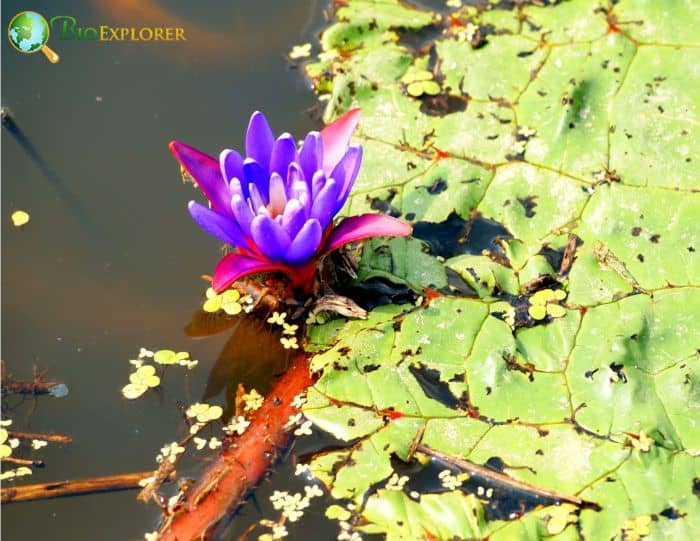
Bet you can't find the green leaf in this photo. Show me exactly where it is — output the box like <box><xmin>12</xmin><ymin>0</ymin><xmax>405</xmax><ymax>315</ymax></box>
<box><xmin>303</xmin><ymin>0</ymin><xmax>700</xmax><ymax>538</ymax></box>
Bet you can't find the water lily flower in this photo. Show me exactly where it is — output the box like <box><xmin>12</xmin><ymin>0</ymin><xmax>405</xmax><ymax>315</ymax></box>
<box><xmin>170</xmin><ymin>109</ymin><xmax>412</xmax><ymax>292</ymax></box>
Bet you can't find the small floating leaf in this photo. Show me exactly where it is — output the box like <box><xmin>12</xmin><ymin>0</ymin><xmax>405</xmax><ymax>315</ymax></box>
<box><xmin>11</xmin><ymin>210</ymin><xmax>29</xmax><ymax>227</ymax></box>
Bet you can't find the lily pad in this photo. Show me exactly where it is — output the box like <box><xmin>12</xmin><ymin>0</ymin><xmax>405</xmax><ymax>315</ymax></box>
<box><xmin>302</xmin><ymin>0</ymin><xmax>700</xmax><ymax>538</ymax></box>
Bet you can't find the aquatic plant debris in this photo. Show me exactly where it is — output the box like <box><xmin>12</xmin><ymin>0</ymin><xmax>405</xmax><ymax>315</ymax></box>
<box><xmin>170</xmin><ymin>109</ymin><xmax>412</xmax><ymax>292</ymax></box>
<box><xmin>296</xmin><ymin>0</ymin><xmax>700</xmax><ymax>539</ymax></box>
<box><xmin>10</xmin><ymin>210</ymin><xmax>29</xmax><ymax>227</ymax></box>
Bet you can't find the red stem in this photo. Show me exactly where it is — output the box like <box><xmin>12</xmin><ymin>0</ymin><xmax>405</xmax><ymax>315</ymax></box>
<box><xmin>157</xmin><ymin>352</ymin><xmax>313</xmax><ymax>541</ymax></box>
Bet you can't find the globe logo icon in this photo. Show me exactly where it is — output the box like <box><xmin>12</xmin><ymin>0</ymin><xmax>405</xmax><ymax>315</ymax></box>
<box><xmin>8</xmin><ymin>11</ymin><xmax>59</xmax><ymax>63</ymax></box>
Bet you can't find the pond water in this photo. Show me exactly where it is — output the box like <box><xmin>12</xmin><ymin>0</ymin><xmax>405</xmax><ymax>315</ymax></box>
<box><xmin>1</xmin><ymin>1</ymin><xmax>346</xmax><ymax>539</ymax></box>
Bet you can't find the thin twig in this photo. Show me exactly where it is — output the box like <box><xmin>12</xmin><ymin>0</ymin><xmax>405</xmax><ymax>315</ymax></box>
<box><xmin>416</xmin><ymin>444</ymin><xmax>598</xmax><ymax>509</ymax></box>
<box><xmin>1</xmin><ymin>471</ymin><xmax>168</xmax><ymax>504</ymax></box>
<box><xmin>1</xmin><ymin>457</ymin><xmax>43</xmax><ymax>467</ymax></box>
<box><xmin>8</xmin><ymin>431</ymin><xmax>72</xmax><ymax>444</ymax></box>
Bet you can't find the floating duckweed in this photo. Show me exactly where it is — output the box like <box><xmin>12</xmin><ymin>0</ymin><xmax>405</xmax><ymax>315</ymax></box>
<box><xmin>295</xmin><ymin>463</ymin><xmax>310</xmax><ymax>476</ymax></box>
<box><xmin>267</xmin><ymin>311</ymin><xmax>287</xmax><ymax>325</ymax></box>
<box><xmin>282</xmin><ymin>323</ymin><xmax>299</xmax><ymax>335</ymax></box>
<box><xmin>31</xmin><ymin>439</ymin><xmax>47</xmax><ymax>450</ymax></box>
<box><xmin>294</xmin><ymin>420</ymin><xmax>313</xmax><ymax>436</ymax></box>
<box><xmin>0</xmin><ymin>466</ymin><xmax>32</xmax><ymax>481</ymax></box>
<box><xmin>122</xmin><ymin>365</ymin><xmax>161</xmax><ymax>399</ymax></box>
<box><xmin>517</xmin><ymin>125</ymin><xmax>537</xmax><ymax>138</ymax></box>
<box><xmin>438</xmin><ymin>469</ymin><xmax>468</xmax><ymax>490</ymax></box>
<box><xmin>622</xmin><ymin>515</ymin><xmax>652</xmax><ymax>541</ymax></box>
<box><xmin>11</xmin><ymin>210</ymin><xmax>30</xmax><ymax>227</ymax></box>
<box><xmin>546</xmin><ymin>503</ymin><xmax>579</xmax><ymax>535</ymax></box>
<box><xmin>326</xmin><ymin>505</ymin><xmax>352</xmax><ymax>521</ymax></box>
<box><xmin>139</xmin><ymin>347</ymin><xmax>154</xmax><ymax>358</ymax></box>
<box><xmin>194</xmin><ymin>436</ymin><xmax>222</xmax><ymax>450</ymax></box>
<box><xmin>285</xmin><ymin>413</ymin><xmax>303</xmax><ymax>428</ymax></box>
<box><xmin>291</xmin><ymin>392</ymin><xmax>307</xmax><ymax>409</ymax></box>
<box><xmin>203</xmin><ymin>288</ymin><xmax>242</xmax><ymax>315</ymax></box>
<box><xmin>186</xmin><ymin>403</ymin><xmax>223</xmax><ymax>423</ymax></box>
<box><xmin>401</xmin><ymin>69</ymin><xmax>433</xmax><ymax>84</ymax></box>
<box><xmin>280</xmin><ymin>336</ymin><xmax>299</xmax><ymax>350</ymax></box>
<box><xmin>0</xmin><ymin>429</ymin><xmax>13</xmax><ymax>458</ymax></box>
<box><xmin>158</xmin><ymin>441</ymin><xmax>185</xmax><ymax>464</ymax></box>
<box><xmin>629</xmin><ymin>430</ymin><xmax>653</xmax><ymax>452</ymax></box>
<box><xmin>407</xmin><ymin>80</ymin><xmax>441</xmax><ymax>97</ymax></box>
<box><xmin>446</xmin><ymin>0</ymin><xmax>462</xmax><ymax>7</ymax></box>
<box><xmin>289</xmin><ymin>43</ymin><xmax>312</xmax><ymax>59</ymax></box>
<box><xmin>193</xmin><ymin>437</ymin><xmax>207</xmax><ymax>450</ymax></box>
<box><xmin>224</xmin><ymin>415</ymin><xmax>251</xmax><ymax>435</ymax></box>
<box><xmin>138</xmin><ymin>475</ymin><xmax>156</xmax><ymax>487</ymax></box>
<box><xmin>189</xmin><ymin>422</ymin><xmax>204</xmax><ymax>435</ymax></box>
<box><xmin>153</xmin><ymin>349</ymin><xmax>190</xmax><ymax>365</ymax></box>
<box><xmin>401</xmin><ymin>68</ymin><xmax>441</xmax><ymax>97</ymax></box>
<box><xmin>385</xmin><ymin>473</ymin><xmax>409</xmax><ymax>491</ymax></box>
<box><xmin>528</xmin><ymin>288</ymin><xmax>567</xmax><ymax>320</ymax></box>
<box><xmin>242</xmin><ymin>389</ymin><xmax>264</xmax><ymax>412</ymax></box>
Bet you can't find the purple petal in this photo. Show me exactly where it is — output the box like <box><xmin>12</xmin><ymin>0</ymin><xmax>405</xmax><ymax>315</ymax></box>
<box><xmin>248</xmin><ymin>183</ymin><xmax>266</xmax><ymax>213</ymax></box>
<box><xmin>331</xmin><ymin>146</ymin><xmax>363</xmax><ymax>214</ymax></box>
<box><xmin>231</xmin><ymin>194</ymin><xmax>254</xmax><ymax>236</ymax></box>
<box><xmin>285</xmin><ymin>219</ymin><xmax>322</xmax><ymax>264</ymax></box>
<box><xmin>322</xmin><ymin>214</ymin><xmax>413</xmax><ymax>255</ymax></box>
<box><xmin>269</xmin><ymin>133</ymin><xmax>298</xmax><ymax>177</ymax></box>
<box><xmin>298</xmin><ymin>132</ymin><xmax>323</xmax><ymax>182</ymax></box>
<box><xmin>245</xmin><ymin>111</ymin><xmax>275</xmax><ymax>172</ymax></box>
<box><xmin>289</xmin><ymin>179</ymin><xmax>310</xmax><ymax>210</ymax></box>
<box><xmin>268</xmin><ymin>172</ymin><xmax>288</xmax><ymax>217</ymax></box>
<box><xmin>188</xmin><ymin>201</ymin><xmax>248</xmax><ymax>249</ymax></box>
<box><xmin>220</xmin><ymin>149</ymin><xmax>244</xmax><ymax>184</ymax></box>
<box><xmin>250</xmin><ymin>214</ymin><xmax>291</xmax><ymax>261</ymax></box>
<box><xmin>243</xmin><ymin>158</ymin><xmax>269</xmax><ymax>202</ymax></box>
<box><xmin>310</xmin><ymin>170</ymin><xmax>326</xmax><ymax>199</ymax></box>
<box><xmin>310</xmin><ymin>178</ymin><xmax>339</xmax><ymax>229</ymax></box>
<box><xmin>320</xmin><ymin>108</ymin><xmax>361</xmax><ymax>174</ymax></box>
<box><xmin>281</xmin><ymin>199</ymin><xmax>307</xmax><ymax>238</ymax></box>
<box><xmin>170</xmin><ymin>141</ymin><xmax>231</xmax><ymax>216</ymax></box>
<box><xmin>287</xmin><ymin>162</ymin><xmax>305</xmax><ymax>192</ymax></box>
<box><xmin>213</xmin><ymin>253</ymin><xmax>289</xmax><ymax>292</ymax></box>
<box><xmin>229</xmin><ymin>177</ymin><xmax>249</xmax><ymax>201</ymax></box>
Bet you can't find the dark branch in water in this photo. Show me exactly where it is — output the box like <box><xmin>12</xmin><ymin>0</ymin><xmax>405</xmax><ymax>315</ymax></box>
<box><xmin>1</xmin><ymin>471</ymin><xmax>168</xmax><ymax>504</ymax></box>
<box><xmin>154</xmin><ymin>352</ymin><xmax>314</xmax><ymax>541</ymax></box>
<box><xmin>1</xmin><ymin>364</ymin><xmax>67</xmax><ymax>398</ymax></box>
<box><xmin>416</xmin><ymin>444</ymin><xmax>599</xmax><ymax>510</ymax></box>
<box><xmin>7</xmin><ymin>431</ymin><xmax>73</xmax><ymax>444</ymax></box>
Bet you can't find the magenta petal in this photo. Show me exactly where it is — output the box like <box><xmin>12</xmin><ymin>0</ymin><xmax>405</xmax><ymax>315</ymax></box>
<box><xmin>322</xmin><ymin>214</ymin><xmax>413</xmax><ymax>255</ymax></box>
<box><xmin>188</xmin><ymin>201</ymin><xmax>248</xmax><ymax>249</ymax></box>
<box><xmin>285</xmin><ymin>219</ymin><xmax>322</xmax><ymax>264</ymax></box>
<box><xmin>170</xmin><ymin>141</ymin><xmax>231</xmax><ymax>216</ymax></box>
<box><xmin>246</xmin><ymin>111</ymin><xmax>275</xmax><ymax>171</ymax></box>
<box><xmin>320</xmin><ymin>108</ymin><xmax>361</xmax><ymax>174</ymax></box>
<box><xmin>250</xmin><ymin>214</ymin><xmax>291</xmax><ymax>261</ymax></box>
<box><xmin>212</xmin><ymin>253</ymin><xmax>289</xmax><ymax>292</ymax></box>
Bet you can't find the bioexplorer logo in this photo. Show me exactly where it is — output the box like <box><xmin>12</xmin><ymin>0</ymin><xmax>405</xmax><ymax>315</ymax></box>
<box><xmin>8</xmin><ymin>11</ymin><xmax>186</xmax><ymax>63</ymax></box>
<box><xmin>7</xmin><ymin>11</ymin><xmax>59</xmax><ymax>63</ymax></box>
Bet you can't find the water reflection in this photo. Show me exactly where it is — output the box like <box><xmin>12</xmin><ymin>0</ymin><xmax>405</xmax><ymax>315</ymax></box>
<box><xmin>1</xmin><ymin>0</ymin><xmax>323</xmax><ymax>539</ymax></box>
<box><xmin>185</xmin><ymin>310</ymin><xmax>292</xmax><ymax>419</ymax></box>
